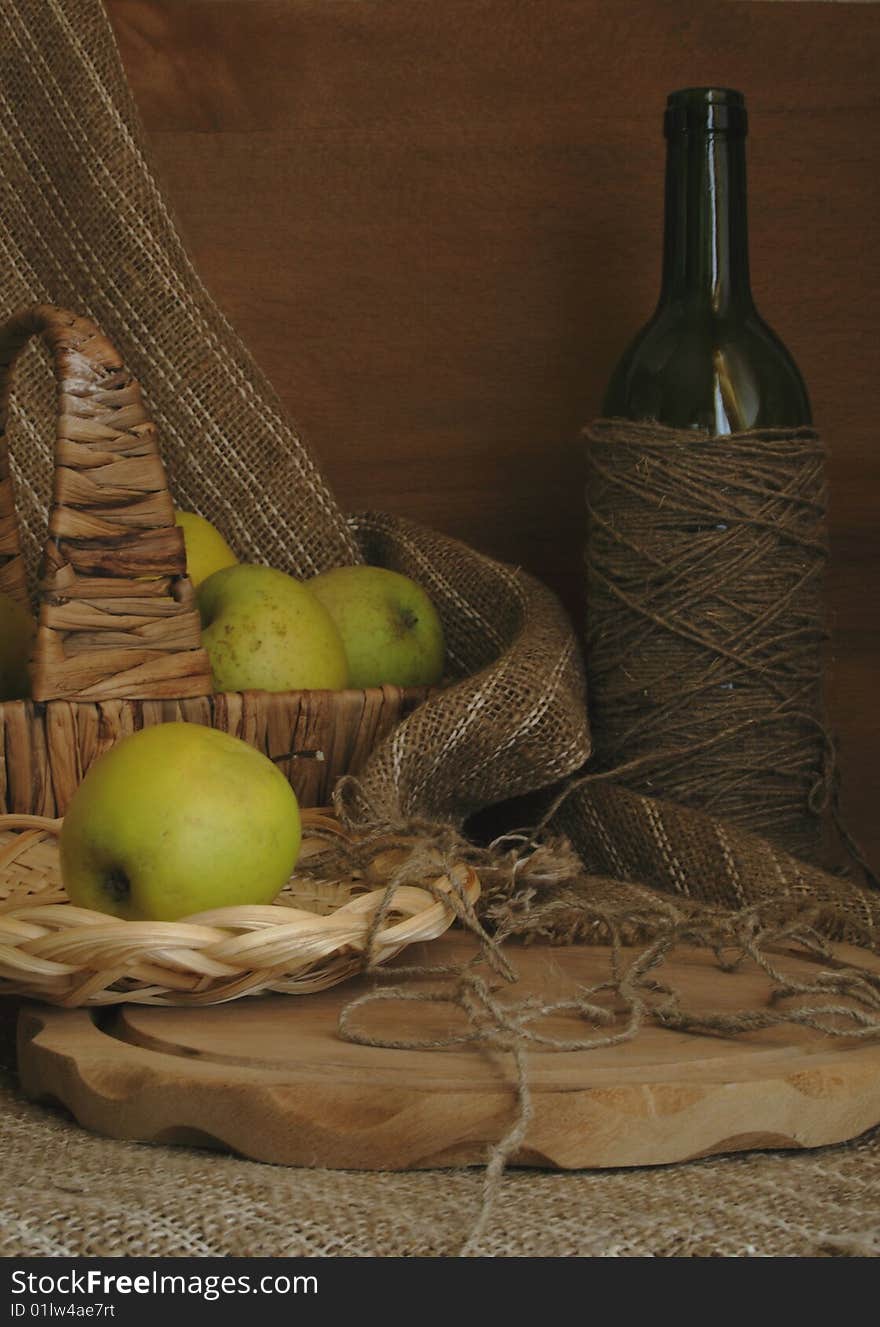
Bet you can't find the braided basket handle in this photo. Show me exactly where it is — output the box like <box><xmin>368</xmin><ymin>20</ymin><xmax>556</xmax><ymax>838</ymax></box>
<box><xmin>0</xmin><ymin>305</ymin><xmax>213</xmax><ymax>701</ymax></box>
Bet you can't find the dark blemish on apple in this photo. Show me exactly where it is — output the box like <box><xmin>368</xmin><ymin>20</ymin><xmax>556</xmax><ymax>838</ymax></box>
<box><xmin>102</xmin><ymin>866</ymin><xmax>131</xmax><ymax>904</ymax></box>
<box><xmin>390</xmin><ymin>607</ymin><xmax>417</xmax><ymax>640</ymax></box>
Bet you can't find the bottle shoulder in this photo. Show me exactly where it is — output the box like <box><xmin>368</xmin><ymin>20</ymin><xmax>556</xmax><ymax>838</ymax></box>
<box><xmin>603</xmin><ymin>303</ymin><xmax>812</xmax><ymax>431</ymax></box>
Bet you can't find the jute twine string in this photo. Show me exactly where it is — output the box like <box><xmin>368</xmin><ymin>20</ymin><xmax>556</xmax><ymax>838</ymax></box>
<box><xmin>583</xmin><ymin>420</ymin><xmax>829</xmax><ymax>863</ymax></box>
<box><xmin>326</xmin><ymin>778</ymin><xmax>880</xmax><ymax>1255</ymax></box>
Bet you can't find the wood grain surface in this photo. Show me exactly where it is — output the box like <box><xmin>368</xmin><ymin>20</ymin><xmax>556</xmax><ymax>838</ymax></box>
<box><xmin>17</xmin><ymin>933</ymin><xmax>880</xmax><ymax>1169</ymax></box>
<box><xmin>105</xmin><ymin>1</ymin><xmax>880</xmax><ymax>857</ymax></box>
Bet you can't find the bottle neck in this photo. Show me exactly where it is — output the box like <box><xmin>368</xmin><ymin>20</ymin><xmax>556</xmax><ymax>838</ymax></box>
<box><xmin>660</xmin><ymin>127</ymin><xmax>754</xmax><ymax>315</ymax></box>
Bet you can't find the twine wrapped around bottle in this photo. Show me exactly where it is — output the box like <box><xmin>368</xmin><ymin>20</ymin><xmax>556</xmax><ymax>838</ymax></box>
<box><xmin>582</xmin><ymin>418</ymin><xmax>829</xmax><ymax>863</ymax></box>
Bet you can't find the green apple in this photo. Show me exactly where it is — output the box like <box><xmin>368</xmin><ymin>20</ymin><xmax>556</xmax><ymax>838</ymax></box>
<box><xmin>0</xmin><ymin>590</ymin><xmax>35</xmax><ymax>701</ymax></box>
<box><xmin>175</xmin><ymin>509</ymin><xmax>238</xmax><ymax>588</ymax></box>
<box><xmin>60</xmin><ymin>722</ymin><xmax>301</xmax><ymax>921</ymax></box>
<box><xmin>197</xmin><ymin>563</ymin><xmax>349</xmax><ymax>692</ymax></box>
<box><xmin>308</xmin><ymin>565</ymin><xmax>445</xmax><ymax>688</ymax></box>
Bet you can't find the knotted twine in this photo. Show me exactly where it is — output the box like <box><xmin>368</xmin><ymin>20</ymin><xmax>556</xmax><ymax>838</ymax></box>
<box><xmin>583</xmin><ymin>419</ymin><xmax>829</xmax><ymax>863</ymax></box>
<box><xmin>322</xmin><ymin>778</ymin><xmax>880</xmax><ymax>1254</ymax></box>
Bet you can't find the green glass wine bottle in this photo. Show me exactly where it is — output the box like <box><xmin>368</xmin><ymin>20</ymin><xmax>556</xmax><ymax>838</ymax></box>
<box><xmin>603</xmin><ymin>87</ymin><xmax>811</xmax><ymax>429</ymax></box>
<box><xmin>587</xmin><ymin>87</ymin><xmax>829</xmax><ymax>864</ymax></box>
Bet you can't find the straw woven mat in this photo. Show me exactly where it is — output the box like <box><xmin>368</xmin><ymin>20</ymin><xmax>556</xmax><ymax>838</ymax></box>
<box><xmin>0</xmin><ymin>0</ymin><xmax>879</xmax><ymax>1259</ymax></box>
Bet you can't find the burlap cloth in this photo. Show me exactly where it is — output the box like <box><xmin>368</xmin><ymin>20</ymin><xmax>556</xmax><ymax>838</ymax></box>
<box><xmin>1</xmin><ymin>1067</ymin><xmax>877</xmax><ymax>1259</ymax></box>
<box><xmin>1</xmin><ymin>0</ymin><xmax>879</xmax><ymax>1259</ymax></box>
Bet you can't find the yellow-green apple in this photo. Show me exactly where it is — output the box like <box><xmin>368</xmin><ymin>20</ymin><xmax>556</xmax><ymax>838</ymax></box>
<box><xmin>197</xmin><ymin>564</ymin><xmax>349</xmax><ymax>692</ymax></box>
<box><xmin>0</xmin><ymin>591</ymin><xmax>35</xmax><ymax>700</ymax></box>
<box><xmin>308</xmin><ymin>565</ymin><xmax>444</xmax><ymax>688</ymax></box>
<box><xmin>60</xmin><ymin>722</ymin><xmax>301</xmax><ymax>921</ymax></box>
<box><xmin>175</xmin><ymin>509</ymin><xmax>238</xmax><ymax>588</ymax></box>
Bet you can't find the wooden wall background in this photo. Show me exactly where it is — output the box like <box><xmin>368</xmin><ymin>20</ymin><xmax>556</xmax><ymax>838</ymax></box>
<box><xmin>105</xmin><ymin>0</ymin><xmax>880</xmax><ymax>860</ymax></box>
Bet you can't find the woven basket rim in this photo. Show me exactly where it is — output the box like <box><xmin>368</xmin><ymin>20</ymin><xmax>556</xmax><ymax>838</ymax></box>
<box><xmin>0</xmin><ymin>682</ymin><xmax>437</xmax><ymax>706</ymax></box>
<box><xmin>0</xmin><ymin>810</ymin><xmax>480</xmax><ymax>1007</ymax></box>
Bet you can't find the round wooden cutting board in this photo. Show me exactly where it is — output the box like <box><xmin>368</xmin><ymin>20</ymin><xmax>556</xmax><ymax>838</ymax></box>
<box><xmin>16</xmin><ymin>934</ymin><xmax>880</xmax><ymax>1170</ymax></box>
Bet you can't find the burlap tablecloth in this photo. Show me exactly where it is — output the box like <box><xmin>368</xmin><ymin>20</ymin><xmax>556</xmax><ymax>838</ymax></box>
<box><xmin>1</xmin><ymin>1068</ymin><xmax>877</xmax><ymax>1258</ymax></box>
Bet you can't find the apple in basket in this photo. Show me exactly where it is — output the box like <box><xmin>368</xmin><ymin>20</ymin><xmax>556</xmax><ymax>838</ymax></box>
<box><xmin>60</xmin><ymin>723</ymin><xmax>302</xmax><ymax>921</ymax></box>
<box><xmin>177</xmin><ymin>508</ymin><xmax>445</xmax><ymax>692</ymax></box>
<box><xmin>196</xmin><ymin>563</ymin><xmax>350</xmax><ymax>692</ymax></box>
<box><xmin>174</xmin><ymin>509</ymin><xmax>238</xmax><ymax>588</ymax></box>
<box><xmin>308</xmin><ymin>564</ymin><xmax>445</xmax><ymax>689</ymax></box>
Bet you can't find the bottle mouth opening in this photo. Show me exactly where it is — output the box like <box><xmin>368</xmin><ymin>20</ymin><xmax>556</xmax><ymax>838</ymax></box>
<box><xmin>664</xmin><ymin>87</ymin><xmax>748</xmax><ymax>137</ymax></box>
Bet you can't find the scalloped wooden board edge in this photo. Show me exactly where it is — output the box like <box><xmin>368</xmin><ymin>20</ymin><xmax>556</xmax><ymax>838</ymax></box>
<box><xmin>16</xmin><ymin>935</ymin><xmax>880</xmax><ymax>1170</ymax></box>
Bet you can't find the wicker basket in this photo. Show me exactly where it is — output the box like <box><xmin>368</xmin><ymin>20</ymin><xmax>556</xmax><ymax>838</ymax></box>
<box><xmin>0</xmin><ymin>809</ymin><xmax>480</xmax><ymax>1006</ymax></box>
<box><xmin>0</xmin><ymin>305</ymin><xmax>430</xmax><ymax>816</ymax></box>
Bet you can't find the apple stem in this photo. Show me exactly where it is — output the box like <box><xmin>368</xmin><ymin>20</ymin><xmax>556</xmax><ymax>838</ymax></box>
<box><xmin>270</xmin><ymin>748</ymin><xmax>326</xmax><ymax>763</ymax></box>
